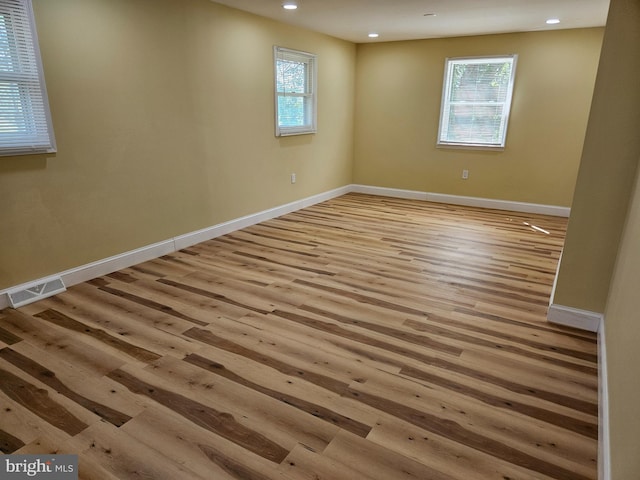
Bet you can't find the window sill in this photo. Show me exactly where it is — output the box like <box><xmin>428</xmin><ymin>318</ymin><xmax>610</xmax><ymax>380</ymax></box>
<box><xmin>436</xmin><ymin>142</ymin><xmax>505</xmax><ymax>152</ymax></box>
<box><xmin>0</xmin><ymin>146</ymin><xmax>57</xmax><ymax>157</ymax></box>
<box><xmin>276</xmin><ymin>129</ymin><xmax>316</xmax><ymax>137</ymax></box>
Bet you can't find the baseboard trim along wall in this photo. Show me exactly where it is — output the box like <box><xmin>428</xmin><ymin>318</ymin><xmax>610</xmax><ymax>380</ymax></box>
<box><xmin>547</xmin><ymin>248</ymin><xmax>609</xmax><ymax>479</ymax></box>
<box><xmin>547</xmin><ymin>296</ymin><xmax>608</xmax><ymax>479</ymax></box>
<box><xmin>0</xmin><ymin>185</ymin><xmax>350</xmax><ymax>310</ymax></box>
<box><xmin>172</xmin><ymin>185</ymin><xmax>352</xmax><ymax>251</ymax></box>
<box><xmin>0</xmin><ymin>184</ymin><xmax>569</xmax><ymax>309</ymax></box>
<box><xmin>598</xmin><ymin>322</ymin><xmax>611</xmax><ymax>480</ymax></box>
<box><xmin>546</xmin><ymin>249</ymin><xmax>604</xmax><ymax>333</ymax></box>
<box><xmin>547</xmin><ymin>303</ymin><xmax>603</xmax><ymax>333</ymax></box>
<box><xmin>351</xmin><ymin>184</ymin><xmax>572</xmax><ymax>217</ymax></box>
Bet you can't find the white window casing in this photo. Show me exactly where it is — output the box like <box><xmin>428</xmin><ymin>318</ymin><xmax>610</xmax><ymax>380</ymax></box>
<box><xmin>0</xmin><ymin>0</ymin><xmax>56</xmax><ymax>157</ymax></box>
<box><xmin>274</xmin><ymin>46</ymin><xmax>317</xmax><ymax>137</ymax></box>
<box><xmin>438</xmin><ymin>55</ymin><xmax>517</xmax><ymax>150</ymax></box>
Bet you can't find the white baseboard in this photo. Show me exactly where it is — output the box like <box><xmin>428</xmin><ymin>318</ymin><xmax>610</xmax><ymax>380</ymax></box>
<box><xmin>598</xmin><ymin>322</ymin><xmax>611</xmax><ymax>480</ymax></box>
<box><xmin>547</xmin><ymin>257</ymin><xmax>603</xmax><ymax>333</ymax></box>
<box><xmin>0</xmin><ymin>184</ymin><xmax>570</xmax><ymax>309</ymax></box>
<box><xmin>547</xmin><ymin>303</ymin><xmax>603</xmax><ymax>332</ymax></box>
<box><xmin>547</xmin><ymin>301</ymin><xmax>609</xmax><ymax>479</ymax></box>
<box><xmin>0</xmin><ymin>186</ymin><xmax>350</xmax><ymax>310</ymax></box>
<box><xmin>351</xmin><ymin>184</ymin><xmax>429</xmax><ymax>201</ymax></box>
<box><xmin>173</xmin><ymin>185</ymin><xmax>351</xmax><ymax>250</ymax></box>
<box><xmin>351</xmin><ymin>184</ymin><xmax>571</xmax><ymax>217</ymax></box>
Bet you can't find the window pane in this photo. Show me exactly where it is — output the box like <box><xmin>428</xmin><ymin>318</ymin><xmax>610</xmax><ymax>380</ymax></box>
<box><xmin>0</xmin><ymin>81</ymin><xmax>29</xmax><ymax>133</ymax></box>
<box><xmin>0</xmin><ymin>1</ymin><xmax>56</xmax><ymax>155</ymax></box>
<box><xmin>0</xmin><ymin>14</ymin><xmax>16</xmax><ymax>72</ymax></box>
<box><xmin>278</xmin><ymin>95</ymin><xmax>305</xmax><ymax>127</ymax></box>
<box><xmin>276</xmin><ymin>59</ymin><xmax>308</xmax><ymax>94</ymax></box>
<box><xmin>450</xmin><ymin>62</ymin><xmax>512</xmax><ymax>103</ymax></box>
<box><xmin>446</xmin><ymin>104</ymin><xmax>504</xmax><ymax>144</ymax></box>
<box><xmin>274</xmin><ymin>46</ymin><xmax>316</xmax><ymax>136</ymax></box>
<box><xmin>438</xmin><ymin>56</ymin><xmax>516</xmax><ymax>148</ymax></box>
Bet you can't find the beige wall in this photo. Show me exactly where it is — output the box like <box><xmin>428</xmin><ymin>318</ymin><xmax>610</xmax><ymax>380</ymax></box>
<box><xmin>0</xmin><ymin>2</ymin><xmax>606</xmax><ymax>294</ymax></box>
<box><xmin>550</xmin><ymin>0</ymin><xmax>640</xmax><ymax>477</ymax></box>
<box><xmin>553</xmin><ymin>0</ymin><xmax>640</xmax><ymax>314</ymax></box>
<box><xmin>605</xmin><ymin>161</ymin><xmax>640</xmax><ymax>479</ymax></box>
<box><xmin>0</xmin><ymin>0</ymin><xmax>356</xmax><ymax>290</ymax></box>
<box><xmin>353</xmin><ymin>28</ymin><xmax>603</xmax><ymax>207</ymax></box>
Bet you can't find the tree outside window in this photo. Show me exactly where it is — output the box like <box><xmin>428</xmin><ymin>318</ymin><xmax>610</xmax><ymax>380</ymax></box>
<box><xmin>274</xmin><ymin>47</ymin><xmax>317</xmax><ymax>136</ymax></box>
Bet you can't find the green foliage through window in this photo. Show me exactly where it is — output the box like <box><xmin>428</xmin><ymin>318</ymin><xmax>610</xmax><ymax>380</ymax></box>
<box><xmin>274</xmin><ymin>47</ymin><xmax>317</xmax><ymax>136</ymax></box>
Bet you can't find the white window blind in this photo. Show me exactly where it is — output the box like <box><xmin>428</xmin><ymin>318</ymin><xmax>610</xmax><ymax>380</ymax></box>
<box><xmin>274</xmin><ymin>46</ymin><xmax>317</xmax><ymax>136</ymax></box>
<box><xmin>438</xmin><ymin>55</ymin><xmax>517</xmax><ymax>149</ymax></box>
<box><xmin>0</xmin><ymin>0</ymin><xmax>55</xmax><ymax>156</ymax></box>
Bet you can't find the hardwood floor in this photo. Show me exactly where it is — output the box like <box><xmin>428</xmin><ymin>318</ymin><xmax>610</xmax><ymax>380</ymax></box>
<box><xmin>0</xmin><ymin>193</ymin><xmax>598</xmax><ymax>480</ymax></box>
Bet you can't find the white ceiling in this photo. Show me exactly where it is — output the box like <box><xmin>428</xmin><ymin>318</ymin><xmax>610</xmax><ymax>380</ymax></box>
<box><xmin>211</xmin><ymin>0</ymin><xmax>610</xmax><ymax>43</ymax></box>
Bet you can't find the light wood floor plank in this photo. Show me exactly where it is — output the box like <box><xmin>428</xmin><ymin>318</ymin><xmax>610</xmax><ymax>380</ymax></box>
<box><xmin>0</xmin><ymin>193</ymin><xmax>597</xmax><ymax>479</ymax></box>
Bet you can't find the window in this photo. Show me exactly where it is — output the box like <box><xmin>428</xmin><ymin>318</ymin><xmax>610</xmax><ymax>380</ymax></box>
<box><xmin>274</xmin><ymin>46</ymin><xmax>317</xmax><ymax>137</ymax></box>
<box><xmin>0</xmin><ymin>0</ymin><xmax>55</xmax><ymax>156</ymax></box>
<box><xmin>438</xmin><ymin>55</ymin><xmax>517</xmax><ymax>149</ymax></box>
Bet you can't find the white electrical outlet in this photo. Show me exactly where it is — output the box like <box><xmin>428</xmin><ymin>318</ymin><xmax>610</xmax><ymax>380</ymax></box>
<box><xmin>462</xmin><ymin>169</ymin><xmax>469</xmax><ymax>179</ymax></box>
<box><xmin>291</xmin><ymin>173</ymin><xmax>296</xmax><ymax>184</ymax></box>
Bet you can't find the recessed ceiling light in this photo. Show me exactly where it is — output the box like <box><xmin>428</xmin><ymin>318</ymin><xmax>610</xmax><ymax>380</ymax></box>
<box><xmin>546</xmin><ymin>18</ymin><xmax>560</xmax><ymax>24</ymax></box>
<box><xmin>282</xmin><ymin>2</ymin><xmax>297</xmax><ymax>10</ymax></box>
<box><xmin>368</xmin><ymin>33</ymin><xmax>379</xmax><ymax>38</ymax></box>
<box><xmin>423</xmin><ymin>13</ymin><xmax>437</xmax><ymax>17</ymax></box>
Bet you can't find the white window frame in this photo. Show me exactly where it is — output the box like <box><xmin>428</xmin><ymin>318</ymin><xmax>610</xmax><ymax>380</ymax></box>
<box><xmin>0</xmin><ymin>0</ymin><xmax>56</xmax><ymax>157</ymax></box>
<box><xmin>437</xmin><ymin>55</ymin><xmax>517</xmax><ymax>150</ymax></box>
<box><xmin>274</xmin><ymin>46</ymin><xmax>317</xmax><ymax>137</ymax></box>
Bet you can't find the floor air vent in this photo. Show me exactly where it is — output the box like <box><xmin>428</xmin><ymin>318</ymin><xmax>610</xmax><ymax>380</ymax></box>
<box><xmin>7</xmin><ymin>277</ymin><xmax>66</xmax><ymax>308</ymax></box>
